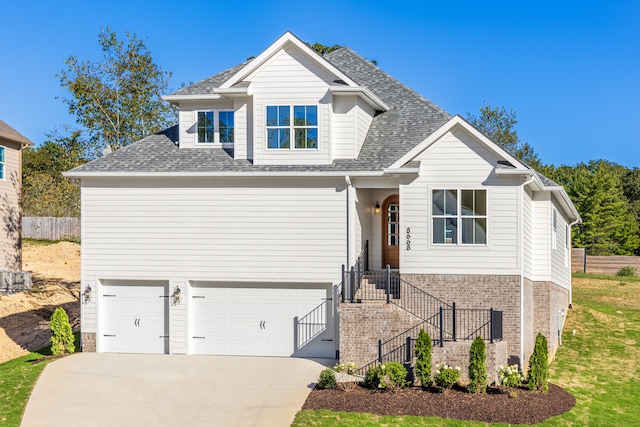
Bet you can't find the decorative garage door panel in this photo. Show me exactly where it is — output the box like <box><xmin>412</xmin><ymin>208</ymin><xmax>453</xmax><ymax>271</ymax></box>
<box><xmin>102</xmin><ymin>283</ymin><xmax>169</xmax><ymax>354</ymax></box>
<box><xmin>190</xmin><ymin>285</ymin><xmax>334</xmax><ymax>357</ymax></box>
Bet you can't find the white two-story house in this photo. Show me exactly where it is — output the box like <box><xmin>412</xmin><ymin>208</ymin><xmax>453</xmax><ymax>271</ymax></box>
<box><xmin>66</xmin><ymin>32</ymin><xmax>580</xmax><ymax>373</ymax></box>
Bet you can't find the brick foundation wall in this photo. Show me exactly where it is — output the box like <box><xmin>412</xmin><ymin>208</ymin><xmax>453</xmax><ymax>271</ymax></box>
<box><xmin>339</xmin><ymin>302</ymin><xmax>421</xmax><ymax>367</ymax></box>
<box><xmin>531</xmin><ymin>280</ymin><xmax>570</xmax><ymax>361</ymax></box>
<box><xmin>432</xmin><ymin>340</ymin><xmax>507</xmax><ymax>384</ymax></box>
<box><xmin>522</xmin><ymin>279</ymin><xmax>534</xmax><ymax>371</ymax></box>
<box><xmin>401</xmin><ymin>274</ymin><xmax>522</xmax><ymax>365</ymax></box>
<box><xmin>81</xmin><ymin>332</ymin><xmax>96</xmax><ymax>352</ymax></box>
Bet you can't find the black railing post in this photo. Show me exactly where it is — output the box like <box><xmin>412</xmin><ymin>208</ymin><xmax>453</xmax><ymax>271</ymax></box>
<box><xmin>341</xmin><ymin>264</ymin><xmax>346</xmax><ymax>303</ymax></box>
<box><xmin>452</xmin><ymin>302</ymin><xmax>457</xmax><ymax>342</ymax></box>
<box><xmin>386</xmin><ymin>264</ymin><xmax>391</xmax><ymax>304</ymax></box>
<box><xmin>365</xmin><ymin>240</ymin><xmax>369</xmax><ymax>271</ymax></box>
<box><xmin>378</xmin><ymin>339</ymin><xmax>382</xmax><ymax>363</ymax></box>
<box><xmin>439</xmin><ymin>306</ymin><xmax>444</xmax><ymax>347</ymax></box>
<box><xmin>490</xmin><ymin>308</ymin><xmax>494</xmax><ymax>344</ymax></box>
<box><xmin>406</xmin><ymin>336</ymin><xmax>412</xmax><ymax>363</ymax></box>
<box><xmin>350</xmin><ymin>267</ymin><xmax>356</xmax><ymax>303</ymax></box>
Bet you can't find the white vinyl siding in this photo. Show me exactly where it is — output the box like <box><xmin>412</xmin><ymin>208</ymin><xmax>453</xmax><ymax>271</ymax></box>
<box><xmin>522</xmin><ymin>187</ymin><xmax>534</xmax><ymax>276</ymax></box>
<box><xmin>178</xmin><ymin>100</ymin><xmax>235</xmax><ymax>149</ymax></box>
<box><xmin>80</xmin><ymin>177</ymin><xmax>346</xmax><ymax>281</ymax></box>
<box><xmin>531</xmin><ymin>192</ymin><xmax>551</xmax><ymax>278</ymax></box>
<box><xmin>401</xmin><ymin>128</ymin><xmax>520</xmax><ymax>274</ymax></box>
<box><xmin>248</xmin><ymin>48</ymin><xmax>332</xmax><ymax>165</ymax></box>
<box><xmin>550</xmin><ymin>197</ymin><xmax>572</xmax><ymax>289</ymax></box>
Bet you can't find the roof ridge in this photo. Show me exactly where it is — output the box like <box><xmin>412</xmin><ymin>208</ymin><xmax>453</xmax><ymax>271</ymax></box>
<box><xmin>327</xmin><ymin>47</ymin><xmax>451</xmax><ymax>120</ymax></box>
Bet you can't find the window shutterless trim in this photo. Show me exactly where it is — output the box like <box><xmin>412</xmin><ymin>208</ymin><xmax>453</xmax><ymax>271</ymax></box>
<box><xmin>195</xmin><ymin>110</ymin><xmax>234</xmax><ymax>146</ymax></box>
<box><xmin>265</xmin><ymin>104</ymin><xmax>319</xmax><ymax>151</ymax></box>
<box><xmin>431</xmin><ymin>188</ymin><xmax>488</xmax><ymax>246</ymax></box>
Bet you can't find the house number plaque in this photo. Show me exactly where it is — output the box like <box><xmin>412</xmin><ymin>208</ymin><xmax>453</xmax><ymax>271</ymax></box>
<box><xmin>405</xmin><ymin>227</ymin><xmax>411</xmax><ymax>250</ymax></box>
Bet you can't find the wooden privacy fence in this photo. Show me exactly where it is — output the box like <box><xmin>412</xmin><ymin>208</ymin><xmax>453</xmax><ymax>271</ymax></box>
<box><xmin>571</xmin><ymin>248</ymin><xmax>640</xmax><ymax>275</ymax></box>
<box><xmin>22</xmin><ymin>217</ymin><xmax>80</xmax><ymax>241</ymax></box>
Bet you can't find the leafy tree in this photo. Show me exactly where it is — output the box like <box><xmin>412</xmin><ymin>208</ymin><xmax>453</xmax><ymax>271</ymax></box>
<box><xmin>22</xmin><ymin>130</ymin><xmax>86</xmax><ymax>217</ymax></box>
<box><xmin>415</xmin><ymin>329</ymin><xmax>433</xmax><ymax>388</ymax></box>
<box><xmin>307</xmin><ymin>43</ymin><xmax>342</xmax><ymax>56</ymax></box>
<box><xmin>58</xmin><ymin>27</ymin><xmax>175</xmax><ymax>158</ymax></box>
<box><xmin>467</xmin><ymin>102</ymin><xmax>542</xmax><ymax>169</ymax></box>
<box><xmin>50</xmin><ymin>307</ymin><xmax>75</xmax><ymax>355</ymax></box>
<box><xmin>468</xmin><ymin>336</ymin><xmax>487</xmax><ymax>393</ymax></box>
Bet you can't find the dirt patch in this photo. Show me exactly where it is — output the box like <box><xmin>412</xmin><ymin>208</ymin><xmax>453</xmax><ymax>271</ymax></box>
<box><xmin>0</xmin><ymin>242</ymin><xmax>80</xmax><ymax>363</ymax></box>
<box><xmin>303</xmin><ymin>383</ymin><xmax>575</xmax><ymax>424</ymax></box>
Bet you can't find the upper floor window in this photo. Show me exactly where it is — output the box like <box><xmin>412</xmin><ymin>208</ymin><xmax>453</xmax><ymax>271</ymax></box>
<box><xmin>266</xmin><ymin>105</ymin><xmax>317</xmax><ymax>149</ymax></box>
<box><xmin>432</xmin><ymin>189</ymin><xmax>487</xmax><ymax>245</ymax></box>
<box><xmin>0</xmin><ymin>146</ymin><xmax>4</xmax><ymax>179</ymax></box>
<box><xmin>197</xmin><ymin>111</ymin><xmax>234</xmax><ymax>144</ymax></box>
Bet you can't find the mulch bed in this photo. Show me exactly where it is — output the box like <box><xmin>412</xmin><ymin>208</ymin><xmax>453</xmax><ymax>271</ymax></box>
<box><xmin>303</xmin><ymin>383</ymin><xmax>575</xmax><ymax>425</ymax></box>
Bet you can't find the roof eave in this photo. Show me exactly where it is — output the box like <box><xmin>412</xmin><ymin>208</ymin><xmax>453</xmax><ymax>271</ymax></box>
<box><xmin>330</xmin><ymin>86</ymin><xmax>389</xmax><ymax>111</ymax></box>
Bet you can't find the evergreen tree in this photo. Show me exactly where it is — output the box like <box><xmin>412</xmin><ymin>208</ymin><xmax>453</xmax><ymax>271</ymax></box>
<box><xmin>527</xmin><ymin>333</ymin><xmax>549</xmax><ymax>392</ymax></box>
<box><xmin>468</xmin><ymin>336</ymin><xmax>487</xmax><ymax>393</ymax></box>
<box><xmin>415</xmin><ymin>329</ymin><xmax>433</xmax><ymax>388</ymax></box>
<box><xmin>566</xmin><ymin>161</ymin><xmax>639</xmax><ymax>255</ymax></box>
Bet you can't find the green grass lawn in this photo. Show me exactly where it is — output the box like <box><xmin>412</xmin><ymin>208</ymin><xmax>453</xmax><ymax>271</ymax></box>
<box><xmin>292</xmin><ymin>275</ymin><xmax>640</xmax><ymax>426</ymax></box>
<box><xmin>0</xmin><ymin>334</ymin><xmax>79</xmax><ymax>427</ymax></box>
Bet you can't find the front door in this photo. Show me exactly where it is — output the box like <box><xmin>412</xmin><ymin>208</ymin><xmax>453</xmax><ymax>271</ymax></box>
<box><xmin>383</xmin><ymin>195</ymin><xmax>400</xmax><ymax>269</ymax></box>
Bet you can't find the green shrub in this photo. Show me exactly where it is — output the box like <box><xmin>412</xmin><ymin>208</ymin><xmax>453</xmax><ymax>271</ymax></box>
<box><xmin>433</xmin><ymin>364</ymin><xmax>460</xmax><ymax>390</ymax></box>
<box><xmin>468</xmin><ymin>336</ymin><xmax>487</xmax><ymax>393</ymax></box>
<box><xmin>527</xmin><ymin>333</ymin><xmax>549</xmax><ymax>392</ymax></box>
<box><xmin>616</xmin><ymin>266</ymin><xmax>637</xmax><ymax>277</ymax></box>
<box><xmin>50</xmin><ymin>307</ymin><xmax>75</xmax><ymax>356</ymax></box>
<box><xmin>363</xmin><ymin>362</ymin><xmax>408</xmax><ymax>390</ymax></box>
<box><xmin>498</xmin><ymin>364</ymin><xmax>524</xmax><ymax>388</ymax></box>
<box><xmin>415</xmin><ymin>329</ymin><xmax>433</xmax><ymax>388</ymax></box>
<box><xmin>317</xmin><ymin>368</ymin><xmax>336</xmax><ymax>389</ymax></box>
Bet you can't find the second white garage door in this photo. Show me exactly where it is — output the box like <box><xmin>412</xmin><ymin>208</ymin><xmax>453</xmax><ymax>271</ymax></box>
<box><xmin>190</xmin><ymin>284</ymin><xmax>334</xmax><ymax>358</ymax></box>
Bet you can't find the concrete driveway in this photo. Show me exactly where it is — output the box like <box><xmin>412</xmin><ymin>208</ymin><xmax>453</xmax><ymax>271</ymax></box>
<box><xmin>21</xmin><ymin>353</ymin><xmax>330</xmax><ymax>427</ymax></box>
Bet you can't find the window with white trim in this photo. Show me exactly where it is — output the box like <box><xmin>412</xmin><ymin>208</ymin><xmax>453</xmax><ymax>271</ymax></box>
<box><xmin>266</xmin><ymin>105</ymin><xmax>318</xmax><ymax>149</ymax></box>
<box><xmin>197</xmin><ymin>111</ymin><xmax>234</xmax><ymax>144</ymax></box>
<box><xmin>0</xmin><ymin>146</ymin><xmax>4</xmax><ymax>179</ymax></box>
<box><xmin>432</xmin><ymin>189</ymin><xmax>487</xmax><ymax>245</ymax></box>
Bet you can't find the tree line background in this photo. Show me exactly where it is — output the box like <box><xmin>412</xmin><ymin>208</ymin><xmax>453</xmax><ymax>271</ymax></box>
<box><xmin>21</xmin><ymin>31</ymin><xmax>640</xmax><ymax>256</ymax></box>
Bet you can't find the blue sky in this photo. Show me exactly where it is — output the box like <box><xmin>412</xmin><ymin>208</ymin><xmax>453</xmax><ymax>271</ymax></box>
<box><xmin>1</xmin><ymin>1</ymin><xmax>638</xmax><ymax>167</ymax></box>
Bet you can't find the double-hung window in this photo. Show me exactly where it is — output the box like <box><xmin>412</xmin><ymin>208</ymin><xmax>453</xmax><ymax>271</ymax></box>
<box><xmin>565</xmin><ymin>224</ymin><xmax>570</xmax><ymax>268</ymax></box>
<box><xmin>0</xmin><ymin>146</ymin><xmax>4</xmax><ymax>179</ymax></box>
<box><xmin>266</xmin><ymin>105</ymin><xmax>318</xmax><ymax>149</ymax></box>
<box><xmin>432</xmin><ymin>189</ymin><xmax>487</xmax><ymax>245</ymax></box>
<box><xmin>197</xmin><ymin>111</ymin><xmax>234</xmax><ymax>144</ymax></box>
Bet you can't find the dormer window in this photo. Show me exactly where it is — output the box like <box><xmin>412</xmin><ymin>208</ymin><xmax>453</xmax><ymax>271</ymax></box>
<box><xmin>197</xmin><ymin>111</ymin><xmax>234</xmax><ymax>145</ymax></box>
<box><xmin>266</xmin><ymin>105</ymin><xmax>318</xmax><ymax>149</ymax></box>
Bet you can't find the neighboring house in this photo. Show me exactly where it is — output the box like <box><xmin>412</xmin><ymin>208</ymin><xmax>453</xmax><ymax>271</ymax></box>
<box><xmin>66</xmin><ymin>32</ymin><xmax>580</xmax><ymax>375</ymax></box>
<box><xmin>0</xmin><ymin>119</ymin><xmax>33</xmax><ymax>293</ymax></box>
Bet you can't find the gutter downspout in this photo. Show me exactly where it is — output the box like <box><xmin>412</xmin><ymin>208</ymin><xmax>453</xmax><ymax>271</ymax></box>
<box><xmin>519</xmin><ymin>173</ymin><xmax>535</xmax><ymax>369</ymax></box>
<box><xmin>345</xmin><ymin>175</ymin><xmax>352</xmax><ymax>269</ymax></box>
<box><xmin>568</xmin><ymin>218</ymin><xmax>581</xmax><ymax>308</ymax></box>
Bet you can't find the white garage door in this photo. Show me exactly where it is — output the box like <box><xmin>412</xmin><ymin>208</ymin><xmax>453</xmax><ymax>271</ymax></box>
<box><xmin>101</xmin><ymin>282</ymin><xmax>169</xmax><ymax>354</ymax></box>
<box><xmin>190</xmin><ymin>285</ymin><xmax>334</xmax><ymax>358</ymax></box>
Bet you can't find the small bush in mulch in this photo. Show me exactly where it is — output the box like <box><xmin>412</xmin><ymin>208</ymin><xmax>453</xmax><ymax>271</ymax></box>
<box><xmin>303</xmin><ymin>383</ymin><xmax>576</xmax><ymax>425</ymax></box>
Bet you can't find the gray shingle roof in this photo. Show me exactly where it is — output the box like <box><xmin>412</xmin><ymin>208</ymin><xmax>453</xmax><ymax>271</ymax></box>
<box><xmin>0</xmin><ymin>120</ymin><xmax>33</xmax><ymax>146</ymax></box>
<box><xmin>69</xmin><ymin>47</ymin><xmax>452</xmax><ymax>174</ymax></box>
<box><xmin>170</xmin><ymin>61</ymin><xmax>250</xmax><ymax>96</ymax></box>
